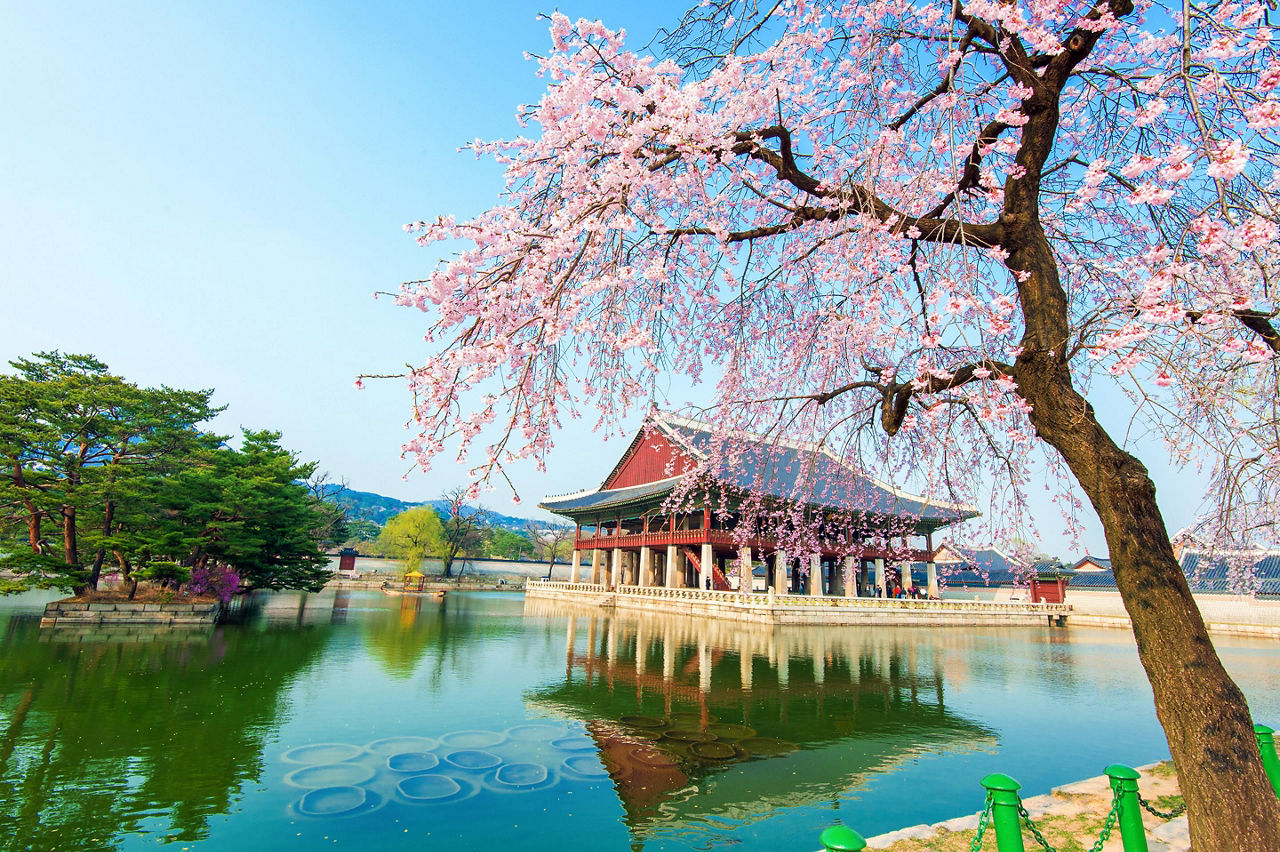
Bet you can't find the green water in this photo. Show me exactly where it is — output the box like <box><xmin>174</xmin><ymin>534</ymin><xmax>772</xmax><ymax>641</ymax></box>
<box><xmin>1</xmin><ymin>590</ymin><xmax>1277</xmax><ymax>851</ymax></box>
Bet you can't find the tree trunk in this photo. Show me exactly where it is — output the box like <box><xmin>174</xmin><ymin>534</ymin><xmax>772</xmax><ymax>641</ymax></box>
<box><xmin>1006</xmin><ymin>216</ymin><xmax>1280</xmax><ymax>846</ymax></box>
<box><xmin>989</xmin><ymin>20</ymin><xmax>1280</xmax><ymax>841</ymax></box>
<box><xmin>61</xmin><ymin>504</ymin><xmax>77</xmax><ymax>570</ymax></box>
<box><xmin>1020</xmin><ymin>361</ymin><xmax>1280</xmax><ymax>848</ymax></box>
<box><xmin>89</xmin><ymin>500</ymin><xmax>114</xmax><ymax>589</ymax></box>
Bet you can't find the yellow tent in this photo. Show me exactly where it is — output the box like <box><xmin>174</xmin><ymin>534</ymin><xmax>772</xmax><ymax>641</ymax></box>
<box><xmin>405</xmin><ymin>570</ymin><xmax>426</xmax><ymax>578</ymax></box>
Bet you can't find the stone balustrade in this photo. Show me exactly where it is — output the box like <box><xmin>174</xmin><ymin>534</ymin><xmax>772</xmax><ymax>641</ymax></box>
<box><xmin>526</xmin><ymin>580</ymin><xmax>1069</xmax><ymax>626</ymax></box>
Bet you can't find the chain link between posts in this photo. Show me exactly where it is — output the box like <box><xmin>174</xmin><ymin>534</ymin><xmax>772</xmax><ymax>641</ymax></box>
<box><xmin>969</xmin><ymin>785</ymin><xmax>1124</xmax><ymax>852</ymax></box>
<box><xmin>968</xmin><ymin>794</ymin><xmax>993</xmax><ymax>852</ymax></box>
<box><xmin>1137</xmin><ymin>791</ymin><xmax>1187</xmax><ymax>819</ymax></box>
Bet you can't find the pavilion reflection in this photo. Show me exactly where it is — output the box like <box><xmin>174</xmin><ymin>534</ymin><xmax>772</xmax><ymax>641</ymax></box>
<box><xmin>523</xmin><ymin>598</ymin><xmax>997</xmax><ymax>841</ymax></box>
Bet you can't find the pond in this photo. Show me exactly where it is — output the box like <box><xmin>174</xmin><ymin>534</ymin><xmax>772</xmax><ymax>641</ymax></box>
<box><xmin>1</xmin><ymin>589</ymin><xmax>1276</xmax><ymax>851</ymax></box>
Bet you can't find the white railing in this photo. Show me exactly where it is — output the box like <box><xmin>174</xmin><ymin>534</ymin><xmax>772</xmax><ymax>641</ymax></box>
<box><xmin>526</xmin><ymin>580</ymin><xmax>1070</xmax><ymax>615</ymax></box>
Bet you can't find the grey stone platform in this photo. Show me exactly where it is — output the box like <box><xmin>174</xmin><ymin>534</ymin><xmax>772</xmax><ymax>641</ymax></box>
<box><xmin>41</xmin><ymin>599</ymin><xmax>220</xmax><ymax>628</ymax></box>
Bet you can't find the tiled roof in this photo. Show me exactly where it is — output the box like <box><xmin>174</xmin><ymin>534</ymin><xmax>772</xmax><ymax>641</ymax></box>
<box><xmin>540</xmin><ymin>412</ymin><xmax>978</xmax><ymax>527</ymax></box>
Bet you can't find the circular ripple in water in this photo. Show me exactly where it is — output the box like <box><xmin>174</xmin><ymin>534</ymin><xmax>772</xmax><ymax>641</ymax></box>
<box><xmin>285</xmin><ymin>763</ymin><xmax>376</xmax><ymax>789</ymax></box>
<box><xmin>506</xmin><ymin>724</ymin><xmax>565</xmax><ymax>742</ymax></box>
<box><xmin>629</xmin><ymin>745</ymin><xmax>680</xmax><ymax>768</ymax></box>
<box><xmin>398</xmin><ymin>774</ymin><xmax>478</xmax><ymax>804</ymax></box>
<box><xmin>738</xmin><ymin>737</ymin><xmax>797</xmax><ymax>756</ymax></box>
<box><xmin>438</xmin><ymin>730</ymin><xmax>505</xmax><ymax>749</ymax></box>
<box><xmin>444</xmin><ymin>749</ymin><xmax>503</xmax><ymax>771</ymax></box>
<box><xmin>365</xmin><ymin>736</ymin><xmax>437</xmax><ymax>755</ymax></box>
<box><xmin>386</xmin><ymin>752</ymin><xmax>440</xmax><ymax>773</ymax></box>
<box><xmin>551</xmin><ymin>735</ymin><xmax>596</xmax><ymax>752</ymax></box>
<box><xmin>296</xmin><ymin>785</ymin><xmax>378</xmax><ymax>817</ymax></box>
<box><xmin>664</xmin><ymin>730</ymin><xmax>715</xmax><ymax>743</ymax></box>
<box><xmin>281</xmin><ymin>743</ymin><xmax>364</xmax><ymax>765</ymax></box>
<box><xmin>706</xmin><ymin>723</ymin><xmax>756</xmax><ymax>740</ymax></box>
<box><xmin>690</xmin><ymin>741</ymin><xmax>738</xmax><ymax>761</ymax></box>
<box><xmin>560</xmin><ymin>755</ymin><xmax>610</xmax><ymax>780</ymax></box>
<box><xmin>619</xmin><ymin>715</ymin><xmax>665</xmax><ymax>729</ymax></box>
<box><xmin>487</xmin><ymin>762</ymin><xmax>556</xmax><ymax>792</ymax></box>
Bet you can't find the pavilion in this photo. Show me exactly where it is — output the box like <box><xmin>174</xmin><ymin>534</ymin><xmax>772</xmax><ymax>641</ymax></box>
<box><xmin>538</xmin><ymin>412</ymin><xmax>977</xmax><ymax>599</ymax></box>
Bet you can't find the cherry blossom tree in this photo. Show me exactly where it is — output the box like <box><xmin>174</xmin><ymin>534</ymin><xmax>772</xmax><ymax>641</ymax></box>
<box><xmin>383</xmin><ymin>0</ymin><xmax>1280</xmax><ymax>844</ymax></box>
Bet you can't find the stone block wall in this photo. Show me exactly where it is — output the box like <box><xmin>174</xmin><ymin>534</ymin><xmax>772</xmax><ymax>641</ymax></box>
<box><xmin>40</xmin><ymin>599</ymin><xmax>220</xmax><ymax>628</ymax></box>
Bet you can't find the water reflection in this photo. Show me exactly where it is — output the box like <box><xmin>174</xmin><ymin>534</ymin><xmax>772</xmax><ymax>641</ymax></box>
<box><xmin>523</xmin><ymin>598</ymin><xmax>998</xmax><ymax>843</ymax></box>
<box><xmin>0</xmin><ymin>613</ymin><xmax>330</xmax><ymax>849</ymax></box>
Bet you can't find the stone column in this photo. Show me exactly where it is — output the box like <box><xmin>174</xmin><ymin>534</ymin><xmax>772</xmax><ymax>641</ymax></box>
<box><xmin>739</xmin><ymin>547</ymin><xmax>753</xmax><ymax>595</ymax></box>
<box><xmin>570</xmin><ymin>549</ymin><xmax>581</xmax><ymax>583</ymax></box>
<box><xmin>639</xmin><ymin>545</ymin><xmax>652</xmax><ymax>588</ymax></box>
<box><xmin>611</xmin><ymin>548</ymin><xmax>622</xmax><ymax>588</ymax></box>
<box><xmin>808</xmin><ymin>554</ymin><xmax>823</xmax><ymax>597</ymax></box>
<box><xmin>874</xmin><ymin>557</ymin><xmax>886</xmax><ymax>596</ymax></box>
<box><xmin>666</xmin><ymin>545</ymin><xmax>679</xmax><ymax>587</ymax></box>
<box><xmin>774</xmin><ymin>551</ymin><xmax>788</xmax><ymax>595</ymax></box>
<box><xmin>901</xmin><ymin>553</ymin><xmax>913</xmax><ymax>591</ymax></box>
<box><xmin>845</xmin><ymin>556</ymin><xmax>858</xmax><ymax>597</ymax></box>
<box><xmin>592</xmin><ymin>548</ymin><xmax>604</xmax><ymax>585</ymax></box>
<box><xmin>830</xmin><ymin>558</ymin><xmax>844</xmax><ymax>596</ymax></box>
<box><xmin>700</xmin><ymin>542</ymin><xmax>714</xmax><ymax>591</ymax></box>
<box><xmin>927</xmin><ymin>560</ymin><xmax>938</xmax><ymax>598</ymax></box>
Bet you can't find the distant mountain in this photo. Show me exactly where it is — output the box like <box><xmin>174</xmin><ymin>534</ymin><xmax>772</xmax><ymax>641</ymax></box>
<box><xmin>324</xmin><ymin>486</ymin><xmax>568</xmax><ymax>533</ymax></box>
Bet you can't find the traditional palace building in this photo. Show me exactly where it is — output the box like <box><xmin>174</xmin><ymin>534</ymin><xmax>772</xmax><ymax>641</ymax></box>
<box><xmin>539</xmin><ymin>412</ymin><xmax>976</xmax><ymax>599</ymax></box>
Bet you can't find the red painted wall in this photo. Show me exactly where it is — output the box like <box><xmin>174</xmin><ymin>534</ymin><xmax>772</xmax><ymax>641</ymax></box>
<box><xmin>605</xmin><ymin>431</ymin><xmax>698</xmax><ymax>489</ymax></box>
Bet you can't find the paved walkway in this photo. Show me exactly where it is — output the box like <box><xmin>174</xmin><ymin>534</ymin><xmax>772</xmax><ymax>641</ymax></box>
<box><xmin>858</xmin><ymin>762</ymin><xmax>1186</xmax><ymax>851</ymax></box>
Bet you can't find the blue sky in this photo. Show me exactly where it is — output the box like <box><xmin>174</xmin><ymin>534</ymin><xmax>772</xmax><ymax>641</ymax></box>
<box><xmin>1</xmin><ymin>2</ymin><xmax>1206</xmax><ymax>558</ymax></box>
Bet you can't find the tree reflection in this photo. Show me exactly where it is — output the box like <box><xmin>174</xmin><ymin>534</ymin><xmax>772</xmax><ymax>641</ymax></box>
<box><xmin>0</xmin><ymin>618</ymin><xmax>329</xmax><ymax>849</ymax></box>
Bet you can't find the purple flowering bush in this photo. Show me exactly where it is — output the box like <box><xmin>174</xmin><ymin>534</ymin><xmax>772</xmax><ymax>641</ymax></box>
<box><xmin>186</xmin><ymin>564</ymin><xmax>241</xmax><ymax>603</ymax></box>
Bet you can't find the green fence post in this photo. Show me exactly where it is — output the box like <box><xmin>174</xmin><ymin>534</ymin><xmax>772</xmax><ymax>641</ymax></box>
<box><xmin>819</xmin><ymin>825</ymin><xmax>866</xmax><ymax>851</ymax></box>
<box><xmin>1256</xmin><ymin>724</ymin><xmax>1280</xmax><ymax>799</ymax></box>
<box><xmin>1105</xmin><ymin>764</ymin><xmax>1149</xmax><ymax>852</ymax></box>
<box><xmin>980</xmin><ymin>773</ymin><xmax>1025</xmax><ymax>852</ymax></box>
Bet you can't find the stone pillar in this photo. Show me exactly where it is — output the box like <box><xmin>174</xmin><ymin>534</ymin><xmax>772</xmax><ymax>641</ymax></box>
<box><xmin>739</xmin><ymin>547</ymin><xmax>753</xmax><ymax>595</ymax></box>
<box><xmin>666</xmin><ymin>545</ymin><xmax>679</xmax><ymax>587</ymax></box>
<box><xmin>901</xmin><ymin>557</ymin><xmax>913</xmax><ymax>592</ymax></box>
<box><xmin>808</xmin><ymin>554</ymin><xmax>823</xmax><ymax>597</ymax></box>
<box><xmin>774</xmin><ymin>551</ymin><xmax>788</xmax><ymax>595</ymax></box>
<box><xmin>611</xmin><ymin>548</ymin><xmax>622</xmax><ymax>588</ymax></box>
<box><xmin>875</xmin><ymin>557</ymin><xmax>886</xmax><ymax>596</ymax></box>
<box><xmin>830</xmin><ymin>558</ymin><xmax>844</xmax><ymax>596</ymax></box>
<box><xmin>927</xmin><ymin>560</ymin><xmax>938</xmax><ymax>598</ymax></box>
<box><xmin>845</xmin><ymin>556</ymin><xmax>858</xmax><ymax>597</ymax></box>
<box><xmin>700</xmin><ymin>542</ymin><xmax>714</xmax><ymax>591</ymax></box>
<box><xmin>592</xmin><ymin>548</ymin><xmax>604</xmax><ymax>585</ymax></box>
<box><xmin>569</xmin><ymin>549</ymin><xmax>581</xmax><ymax>583</ymax></box>
<box><xmin>639</xmin><ymin>545</ymin><xmax>652</xmax><ymax>588</ymax></box>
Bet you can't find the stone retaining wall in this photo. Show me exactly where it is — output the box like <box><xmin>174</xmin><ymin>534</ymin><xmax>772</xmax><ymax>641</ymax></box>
<box><xmin>40</xmin><ymin>599</ymin><xmax>220</xmax><ymax>628</ymax></box>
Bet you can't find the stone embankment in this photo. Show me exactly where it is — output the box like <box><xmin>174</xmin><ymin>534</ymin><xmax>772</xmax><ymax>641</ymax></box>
<box><xmin>327</xmin><ymin>576</ymin><xmax>525</xmax><ymax>592</ymax></box>
<box><xmin>40</xmin><ymin>599</ymin><xmax>220</xmax><ymax>628</ymax></box>
<box><xmin>1067</xmin><ymin>590</ymin><xmax>1280</xmax><ymax>638</ymax></box>
<box><xmin>852</xmin><ymin>762</ymin><xmax>1187</xmax><ymax>852</ymax></box>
